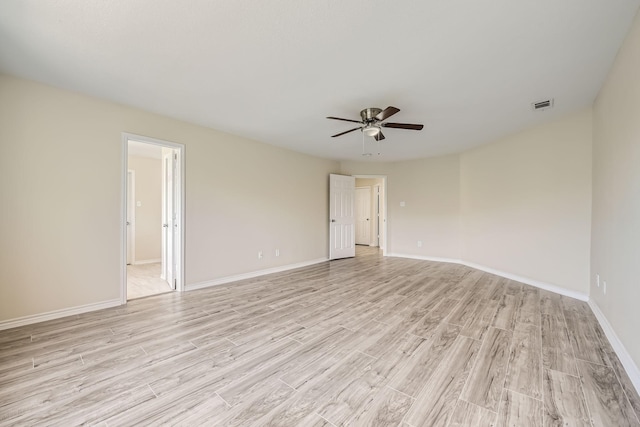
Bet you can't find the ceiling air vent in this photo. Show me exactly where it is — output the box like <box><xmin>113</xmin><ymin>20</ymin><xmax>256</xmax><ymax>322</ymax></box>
<box><xmin>532</xmin><ymin>99</ymin><xmax>554</xmax><ymax>111</ymax></box>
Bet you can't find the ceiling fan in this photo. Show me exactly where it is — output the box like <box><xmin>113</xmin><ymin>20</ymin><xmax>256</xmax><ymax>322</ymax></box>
<box><xmin>327</xmin><ymin>106</ymin><xmax>424</xmax><ymax>141</ymax></box>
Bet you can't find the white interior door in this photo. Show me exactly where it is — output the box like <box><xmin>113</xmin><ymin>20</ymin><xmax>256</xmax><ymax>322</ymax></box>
<box><xmin>126</xmin><ymin>170</ymin><xmax>135</xmax><ymax>265</ymax></box>
<box><xmin>161</xmin><ymin>148</ymin><xmax>176</xmax><ymax>289</ymax></box>
<box><xmin>329</xmin><ymin>174</ymin><xmax>355</xmax><ymax>260</ymax></box>
<box><xmin>355</xmin><ymin>187</ymin><xmax>371</xmax><ymax>245</ymax></box>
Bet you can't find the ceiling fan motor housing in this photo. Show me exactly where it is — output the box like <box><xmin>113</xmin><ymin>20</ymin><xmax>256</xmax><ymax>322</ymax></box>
<box><xmin>360</xmin><ymin>108</ymin><xmax>383</xmax><ymax>123</ymax></box>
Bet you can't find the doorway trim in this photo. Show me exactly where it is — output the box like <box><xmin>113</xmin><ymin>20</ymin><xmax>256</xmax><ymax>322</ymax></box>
<box><xmin>372</xmin><ymin>183</ymin><xmax>381</xmax><ymax>248</ymax></box>
<box><xmin>352</xmin><ymin>175</ymin><xmax>387</xmax><ymax>256</ymax></box>
<box><xmin>126</xmin><ymin>169</ymin><xmax>136</xmax><ymax>266</ymax></box>
<box><xmin>121</xmin><ymin>132</ymin><xmax>186</xmax><ymax>304</ymax></box>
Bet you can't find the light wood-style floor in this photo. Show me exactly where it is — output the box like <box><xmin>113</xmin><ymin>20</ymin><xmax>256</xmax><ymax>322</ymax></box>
<box><xmin>127</xmin><ymin>262</ymin><xmax>172</xmax><ymax>300</ymax></box>
<box><xmin>1</xmin><ymin>246</ymin><xmax>639</xmax><ymax>426</ymax></box>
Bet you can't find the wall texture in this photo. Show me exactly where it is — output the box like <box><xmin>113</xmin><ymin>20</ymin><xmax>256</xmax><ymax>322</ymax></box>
<box><xmin>342</xmin><ymin>155</ymin><xmax>462</xmax><ymax>260</ymax></box>
<box><xmin>342</xmin><ymin>109</ymin><xmax>593</xmax><ymax>297</ymax></box>
<box><xmin>128</xmin><ymin>155</ymin><xmax>162</xmax><ymax>262</ymax></box>
<box><xmin>0</xmin><ymin>74</ymin><xmax>339</xmax><ymax>322</ymax></box>
<box><xmin>591</xmin><ymin>8</ymin><xmax>640</xmax><ymax>371</ymax></box>
<box><xmin>460</xmin><ymin>108</ymin><xmax>592</xmax><ymax>294</ymax></box>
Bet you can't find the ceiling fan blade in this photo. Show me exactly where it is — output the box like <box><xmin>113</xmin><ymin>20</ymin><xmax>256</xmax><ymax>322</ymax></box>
<box><xmin>331</xmin><ymin>127</ymin><xmax>362</xmax><ymax>138</ymax></box>
<box><xmin>382</xmin><ymin>122</ymin><xmax>424</xmax><ymax>130</ymax></box>
<box><xmin>327</xmin><ymin>116</ymin><xmax>363</xmax><ymax>124</ymax></box>
<box><xmin>374</xmin><ymin>131</ymin><xmax>385</xmax><ymax>141</ymax></box>
<box><xmin>375</xmin><ymin>106</ymin><xmax>400</xmax><ymax>121</ymax></box>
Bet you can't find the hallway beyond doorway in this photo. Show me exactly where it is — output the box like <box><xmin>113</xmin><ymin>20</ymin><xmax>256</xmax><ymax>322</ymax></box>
<box><xmin>355</xmin><ymin>244</ymin><xmax>382</xmax><ymax>258</ymax></box>
<box><xmin>127</xmin><ymin>263</ymin><xmax>172</xmax><ymax>299</ymax></box>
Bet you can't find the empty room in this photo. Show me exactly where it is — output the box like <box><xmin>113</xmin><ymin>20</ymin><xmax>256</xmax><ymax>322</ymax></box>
<box><xmin>1</xmin><ymin>1</ymin><xmax>640</xmax><ymax>426</ymax></box>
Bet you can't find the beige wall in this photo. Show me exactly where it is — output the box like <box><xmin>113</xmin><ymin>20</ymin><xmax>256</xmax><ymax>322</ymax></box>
<box><xmin>342</xmin><ymin>109</ymin><xmax>593</xmax><ymax>297</ymax></box>
<box><xmin>128</xmin><ymin>155</ymin><xmax>162</xmax><ymax>262</ymax></box>
<box><xmin>0</xmin><ymin>74</ymin><xmax>339</xmax><ymax>322</ymax></box>
<box><xmin>461</xmin><ymin>109</ymin><xmax>593</xmax><ymax>294</ymax></box>
<box><xmin>355</xmin><ymin>178</ymin><xmax>383</xmax><ymax>187</ymax></box>
<box><xmin>342</xmin><ymin>155</ymin><xmax>462</xmax><ymax>259</ymax></box>
<box><xmin>187</xmin><ymin>133</ymin><xmax>338</xmax><ymax>284</ymax></box>
<box><xmin>591</xmin><ymin>9</ymin><xmax>640</xmax><ymax>370</ymax></box>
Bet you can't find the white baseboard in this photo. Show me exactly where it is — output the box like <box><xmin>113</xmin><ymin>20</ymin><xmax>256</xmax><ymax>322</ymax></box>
<box><xmin>461</xmin><ymin>261</ymin><xmax>589</xmax><ymax>301</ymax></box>
<box><xmin>185</xmin><ymin>258</ymin><xmax>329</xmax><ymax>292</ymax></box>
<box><xmin>588</xmin><ymin>299</ymin><xmax>640</xmax><ymax>395</ymax></box>
<box><xmin>133</xmin><ymin>258</ymin><xmax>161</xmax><ymax>265</ymax></box>
<box><xmin>0</xmin><ymin>299</ymin><xmax>122</xmax><ymax>331</ymax></box>
<box><xmin>387</xmin><ymin>253</ymin><xmax>461</xmax><ymax>264</ymax></box>
<box><xmin>387</xmin><ymin>253</ymin><xmax>588</xmax><ymax>301</ymax></box>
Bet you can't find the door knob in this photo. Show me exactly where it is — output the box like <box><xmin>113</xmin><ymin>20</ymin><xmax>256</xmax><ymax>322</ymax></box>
<box><xmin>331</xmin><ymin>219</ymin><xmax>336</xmax><ymax>223</ymax></box>
<box><xmin>163</xmin><ymin>224</ymin><xmax>169</xmax><ymax>228</ymax></box>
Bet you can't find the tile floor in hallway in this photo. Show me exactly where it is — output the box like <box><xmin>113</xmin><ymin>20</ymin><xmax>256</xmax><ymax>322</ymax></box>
<box><xmin>127</xmin><ymin>262</ymin><xmax>172</xmax><ymax>300</ymax></box>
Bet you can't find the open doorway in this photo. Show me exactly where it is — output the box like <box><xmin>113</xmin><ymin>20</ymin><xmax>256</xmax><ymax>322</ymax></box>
<box><xmin>329</xmin><ymin>174</ymin><xmax>386</xmax><ymax>260</ymax></box>
<box><xmin>355</xmin><ymin>176</ymin><xmax>386</xmax><ymax>257</ymax></box>
<box><xmin>122</xmin><ymin>133</ymin><xmax>184</xmax><ymax>302</ymax></box>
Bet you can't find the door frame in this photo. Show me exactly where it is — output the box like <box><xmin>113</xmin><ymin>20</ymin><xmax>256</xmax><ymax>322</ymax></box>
<box><xmin>161</xmin><ymin>147</ymin><xmax>176</xmax><ymax>288</ymax></box>
<box><xmin>121</xmin><ymin>132</ymin><xmax>185</xmax><ymax>304</ymax></box>
<box><xmin>353</xmin><ymin>175</ymin><xmax>387</xmax><ymax>255</ymax></box>
<box><xmin>126</xmin><ymin>169</ymin><xmax>136</xmax><ymax>265</ymax></box>
<box><xmin>372</xmin><ymin>184</ymin><xmax>381</xmax><ymax>248</ymax></box>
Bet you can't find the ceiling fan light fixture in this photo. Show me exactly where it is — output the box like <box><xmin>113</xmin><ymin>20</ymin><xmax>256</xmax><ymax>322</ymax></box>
<box><xmin>363</xmin><ymin>125</ymin><xmax>381</xmax><ymax>137</ymax></box>
<box><xmin>327</xmin><ymin>106</ymin><xmax>423</xmax><ymax>140</ymax></box>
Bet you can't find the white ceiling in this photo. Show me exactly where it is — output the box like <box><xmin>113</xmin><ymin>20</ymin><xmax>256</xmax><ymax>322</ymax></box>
<box><xmin>1</xmin><ymin>1</ymin><xmax>638</xmax><ymax>162</ymax></box>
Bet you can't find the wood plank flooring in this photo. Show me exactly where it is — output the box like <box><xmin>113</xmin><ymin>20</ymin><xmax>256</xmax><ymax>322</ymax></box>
<box><xmin>1</xmin><ymin>246</ymin><xmax>639</xmax><ymax>426</ymax></box>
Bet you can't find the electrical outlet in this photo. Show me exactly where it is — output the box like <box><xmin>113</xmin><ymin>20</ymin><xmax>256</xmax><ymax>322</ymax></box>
<box><xmin>596</xmin><ymin>274</ymin><xmax>600</xmax><ymax>287</ymax></box>
<box><xmin>417</xmin><ymin>241</ymin><xmax>422</xmax><ymax>247</ymax></box>
<box><xmin>275</xmin><ymin>249</ymin><xmax>280</xmax><ymax>257</ymax></box>
<box><xmin>603</xmin><ymin>281</ymin><xmax>607</xmax><ymax>295</ymax></box>
<box><xmin>258</xmin><ymin>251</ymin><xmax>263</xmax><ymax>259</ymax></box>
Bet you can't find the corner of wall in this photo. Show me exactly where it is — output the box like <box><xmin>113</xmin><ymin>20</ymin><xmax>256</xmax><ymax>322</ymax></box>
<box><xmin>588</xmin><ymin>298</ymin><xmax>640</xmax><ymax>395</ymax></box>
